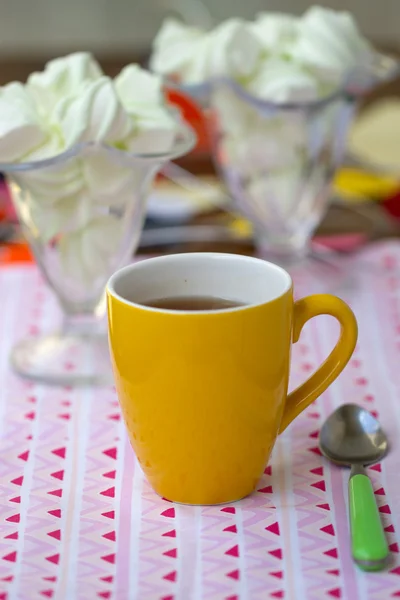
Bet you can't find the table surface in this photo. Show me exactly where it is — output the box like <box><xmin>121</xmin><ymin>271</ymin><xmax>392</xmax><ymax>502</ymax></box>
<box><xmin>2</xmin><ymin>242</ymin><xmax>400</xmax><ymax>600</ymax></box>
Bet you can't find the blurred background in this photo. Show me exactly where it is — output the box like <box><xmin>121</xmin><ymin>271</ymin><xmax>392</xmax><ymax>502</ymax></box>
<box><xmin>2</xmin><ymin>0</ymin><xmax>400</xmax><ymax>259</ymax></box>
<box><xmin>1</xmin><ymin>0</ymin><xmax>399</xmax><ymax>80</ymax></box>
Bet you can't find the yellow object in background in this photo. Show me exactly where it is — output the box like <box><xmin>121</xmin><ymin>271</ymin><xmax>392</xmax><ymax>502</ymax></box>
<box><xmin>229</xmin><ymin>214</ymin><xmax>253</xmax><ymax>237</ymax></box>
<box><xmin>334</xmin><ymin>168</ymin><xmax>399</xmax><ymax>202</ymax></box>
<box><xmin>333</xmin><ymin>98</ymin><xmax>400</xmax><ymax>203</ymax></box>
<box><xmin>348</xmin><ymin>98</ymin><xmax>400</xmax><ymax>174</ymax></box>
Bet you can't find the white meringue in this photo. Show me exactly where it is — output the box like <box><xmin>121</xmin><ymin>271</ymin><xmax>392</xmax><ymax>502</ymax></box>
<box><xmin>115</xmin><ymin>64</ymin><xmax>164</xmax><ymax>109</ymax></box>
<box><xmin>13</xmin><ymin>131</ymin><xmax>84</xmax><ymax>205</ymax></box>
<box><xmin>204</xmin><ymin>18</ymin><xmax>263</xmax><ymax>81</ymax></box>
<box><xmin>56</xmin><ymin>76</ymin><xmax>133</xmax><ymax>147</ymax></box>
<box><xmin>181</xmin><ymin>40</ymin><xmax>213</xmax><ymax>84</ymax></box>
<box><xmin>211</xmin><ymin>86</ymin><xmax>257</xmax><ymax>137</ymax></box>
<box><xmin>151</xmin><ymin>8</ymin><xmax>374</xmax><ymax>101</ymax></box>
<box><xmin>26</xmin><ymin>193</ymin><xmax>91</xmax><ymax>243</ymax></box>
<box><xmin>0</xmin><ymin>83</ymin><xmax>47</xmax><ymax>162</ymax></box>
<box><xmin>291</xmin><ymin>6</ymin><xmax>372</xmax><ymax>84</ymax></box>
<box><xmin>150</xmin><ymin>18</ymin><xmax>263</xmax><ymax>84</ymax></box>
<box><xmin>213</xmin><ymin>84</ymin><xmax>307</xmax><ymax>176</ymax></box>
<box><xmin>246</xmin><ymin>163</ymin><xmax>304</xmax><ymax>224</ymax></box>
<box><xmin>82</xmin><ymin>146</ymin><xmax>135</xmax><ymax>205</ymax></box>
<box><xmin>125</xmin><ymin>107</ymin><xmax>176</xmax><ymax>154</ymax></box>
<box><xmin>27</xmin><ymin>52</ymin><xmax>103</xmax><ymax>116</ymax></box>
<box><xmin>60</xmin><ymin>215</ymin><xmax>123</xmax><ymax>282</ymax></box>
<box><xmin>115</xmin><ymin>64</ymin><xmax>176</xmax><ymax>153</ymax></box>
<box><xmin>246</xmin><ymin>59</ymin><xmax>322</xmax><ymax>103</ymax></box>
<box><xmin>0</xmin><ymin>51</ymin><xmax>184</xmax><ymax>289</ymax></box>
<box><xmin>251</xmin><ymin>12</ymin><xmax>299</xmax><ymax>55</ymax></box>
<box><xmin>222</xmin><ymin>120</ymin><xmax>300</xmax><ymax>177</ymax></box>
<box><xmin>149</xmin><ymin>18</ymin><xmax>206</xmax><ymax>81</ymax></box>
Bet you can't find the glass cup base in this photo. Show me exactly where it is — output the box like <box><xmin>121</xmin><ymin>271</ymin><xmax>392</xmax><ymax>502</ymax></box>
<box><xmin>10</xmin><ymin>332</ymin><xmax>113</xmax><ymax>387</ymax></box>
<box><xmin>255</xmin><ymin>232</ymin><xmax>309</xmax><ymax>264</ymax></box>
<box><xmin>256</xmin><ymin>240</ymin><xmax>360</xmax><ymax>294</ymax></box>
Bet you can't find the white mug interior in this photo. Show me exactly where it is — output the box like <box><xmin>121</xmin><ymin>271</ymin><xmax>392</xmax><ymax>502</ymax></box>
<box><xmin>107</xmin><ymin>253</ymin><xmax>292</xmax><ymax>312</ymax></box>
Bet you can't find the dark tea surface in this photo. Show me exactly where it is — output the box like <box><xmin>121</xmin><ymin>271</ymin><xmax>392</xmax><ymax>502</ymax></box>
<box><xmin>142</xmin><ymin>295</ymin><xmax>244</xmax><ymax>311</ymax></box>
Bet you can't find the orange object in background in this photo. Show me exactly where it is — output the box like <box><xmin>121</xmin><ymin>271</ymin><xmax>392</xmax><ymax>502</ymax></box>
<box><xmin>165</xmin><ymin>88</ymin><xmax>209</xmax><ymax>154</ymax></box>
<box><xmin>0</xmin><ymin>243</ymin><xmax>33</xmax><ymax>266</ymax></box>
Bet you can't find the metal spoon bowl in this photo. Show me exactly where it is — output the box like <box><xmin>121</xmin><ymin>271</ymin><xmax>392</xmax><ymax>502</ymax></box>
<box><xmin>320</xmin><ymin>403</ymin><xmax>388</xmax><ymax>465</ymax></box>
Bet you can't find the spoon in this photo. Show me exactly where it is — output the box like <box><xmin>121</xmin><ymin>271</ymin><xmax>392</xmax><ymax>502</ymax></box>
<box><xmin>320</xmin><ymin>403</ymin><xmax>389</xmax><ymax>571</ymax></box>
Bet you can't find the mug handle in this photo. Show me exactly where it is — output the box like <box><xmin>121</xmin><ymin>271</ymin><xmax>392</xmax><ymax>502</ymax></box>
<box><xmin>279</xmin><ymin>294</ymin><xmax>358</xmax><ymax>433</ymax></box>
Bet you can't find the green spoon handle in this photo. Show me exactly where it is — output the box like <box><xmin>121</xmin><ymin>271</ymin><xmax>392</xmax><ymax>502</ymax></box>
<box><xmin>349</xmin><ymin>469</ymin><xmax>389</xmax><ymax>571</ymax></box>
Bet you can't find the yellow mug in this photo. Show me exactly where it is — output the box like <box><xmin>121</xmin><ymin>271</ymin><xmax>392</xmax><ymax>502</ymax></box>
<box><xmin>107</xmin><ymin>253</ymin><xmax>357</xmax><ymax>505</ymax></box>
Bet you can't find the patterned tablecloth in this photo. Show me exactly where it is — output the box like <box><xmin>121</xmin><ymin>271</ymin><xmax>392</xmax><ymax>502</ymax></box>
<box><xmin>1</xmin><ymin>241</ymin><xmax>400</xmax><ymax>600</ymax></box>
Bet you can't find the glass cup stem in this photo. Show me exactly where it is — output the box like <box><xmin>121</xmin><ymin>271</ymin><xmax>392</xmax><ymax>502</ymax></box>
<box><xmin>255</xmin><ymin>230</ymin><xmax>311</xmax><ymax>267</ymax></box>
<box><xmin>62</xmin><ymin>310</ymin><xmax>106</xmax><ymax>338</ymax></box>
